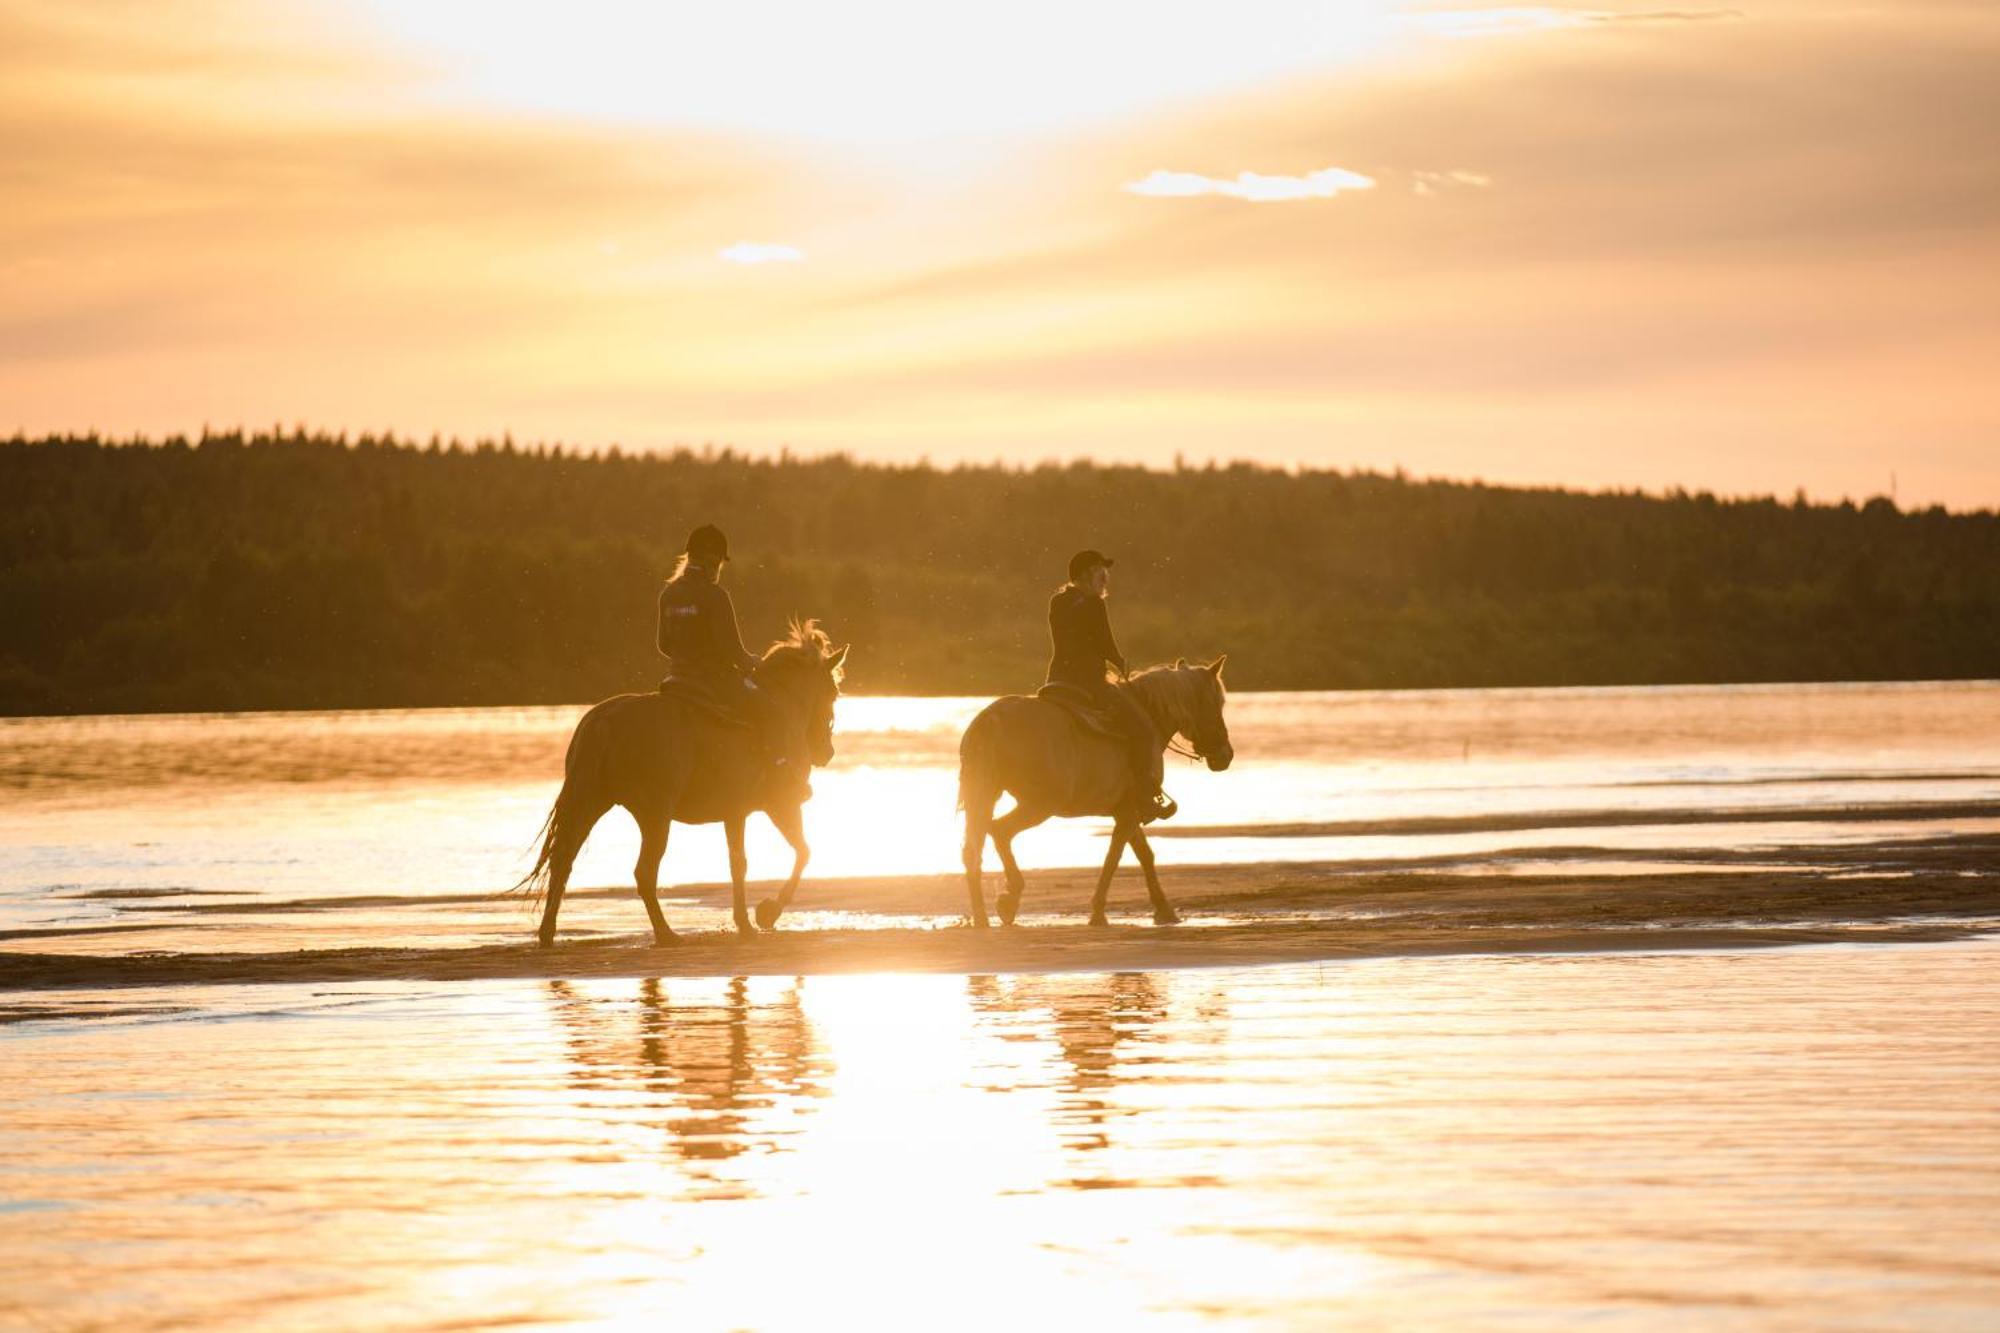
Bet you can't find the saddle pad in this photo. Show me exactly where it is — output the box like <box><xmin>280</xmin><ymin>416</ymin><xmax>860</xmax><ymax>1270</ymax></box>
<box><xmin>1034</xmin><ymin>683</ymin><xmax>1124</xmax><ymax>740</ymax></box>
<box><xmin>656</xmin><ymin>677</ymin><xmax>753</xmax><ymax>728</ymax></box>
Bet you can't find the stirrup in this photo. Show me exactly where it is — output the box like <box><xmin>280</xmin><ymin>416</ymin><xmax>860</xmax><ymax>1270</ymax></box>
<box><xmin>1142</xmin><ymin>792</ymin><xmax>1178</xmax><ymax>823</ymax></box>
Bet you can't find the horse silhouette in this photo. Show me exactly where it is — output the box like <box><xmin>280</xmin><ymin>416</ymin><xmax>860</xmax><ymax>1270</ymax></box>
<box><xmin>520</xmin><ymin>621</ymin><xmax>847</xmax><ymax>944</ymax></box>
<box><xmin>958</xmin><ymin>657</ymin><xmax>1233</xmax><ymax>927</ymax></box>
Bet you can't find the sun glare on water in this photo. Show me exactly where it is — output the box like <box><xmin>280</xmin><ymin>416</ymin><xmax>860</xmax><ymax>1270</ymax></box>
<box><xmin>345</xmin><ymin>0</ymin><xmax>1408</xmax><ymax>142</ymax></box>
<box><xmin>508</xmin><ymin>973</ymin><xmax>1390</xmax><ymax>1326</ymax></box>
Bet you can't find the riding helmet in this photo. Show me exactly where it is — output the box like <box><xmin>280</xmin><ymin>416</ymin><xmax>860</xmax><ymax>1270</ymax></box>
<box><xmin>686</xmin><ymin>525</ymin><xmax>730</xmax><ymax>564</ymax></box>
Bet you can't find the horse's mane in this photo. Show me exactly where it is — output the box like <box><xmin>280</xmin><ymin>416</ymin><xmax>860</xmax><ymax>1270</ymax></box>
<box><xmin>761</xmin><ymin>617</ymin><xmax>845</xmax><ymax>683</ymax></box>
<box><xmin>1125</xmin><ymin>660</ymin><xmax>1222</xmax><ymax>732</ymax></box>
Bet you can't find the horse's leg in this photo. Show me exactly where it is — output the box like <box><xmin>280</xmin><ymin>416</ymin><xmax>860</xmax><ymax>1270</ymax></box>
<box><xmin>537</xmin><ymin>801</ymin><xmax>606</xmax><ymax>948</ymax></box>
<box><xmin>962</xmin><ymin>787</ymin><xmax>997</xmax><ymax>929</ymax></box>
<box><xmin>991</xmin><ymin>802</ymin><xmax>1050</xmax><ymax>927</ymax></box>
<box><xmin>634</xmin><ymin>814</ymin><xmax>675</xmax><ymax>946</ymax></box>
<box><xmin>1127</xmin><ymin>826</ymin><xmax>1180</xmax><ymax>925</ymax></box>
<box><xmin>756</xmin><ymin>803</ymin><xmax>809</xmax><ymax>930</ymax></box>
<box><xmin>1089</xmin><ymin>820</ymin><xmax>1133</xmax><ymax>928</ymax></box>
<box><xmin>725</xmin><ymin>814</ymin><xmax>755</xmax><ymax>935</ymax></box>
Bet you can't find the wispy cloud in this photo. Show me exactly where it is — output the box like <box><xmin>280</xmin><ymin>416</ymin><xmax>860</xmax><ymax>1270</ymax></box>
<box><xmin>1124</xmin><ymin>166</ymin><xmax>1375</xmax><ymax>203</ymax></box>
<box><xmin>1412</xmin><ymin>169</ymin><xmax>1493</xmax><ymax>196</ymax></box>
<box><xmin>1412</xmin><ymin>7</ymin><xmax>1738</xmax><ymax>38</ymax></box>
<box><xmin>719</xmin><ymin>241</ymin><xmax>804</xmax><ymax>264</ymax></box>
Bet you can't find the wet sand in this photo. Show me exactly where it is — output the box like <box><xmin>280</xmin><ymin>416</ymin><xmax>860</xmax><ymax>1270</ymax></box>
<box><xmin>1148</xmin><ymin>797</ymin><xmax>2000</xmax><ymax>840</ymax></box>
<box><xmin>6</xmin><ymin>839</ymin><xmax>1994</xmax><ymax>991</ymax></box>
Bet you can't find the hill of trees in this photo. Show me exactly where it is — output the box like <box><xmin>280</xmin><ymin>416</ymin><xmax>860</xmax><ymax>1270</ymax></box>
<box><xmin>3</xmin><ymin>429</ymin><xmax>1996</xmax><ymax>715</ymax></box>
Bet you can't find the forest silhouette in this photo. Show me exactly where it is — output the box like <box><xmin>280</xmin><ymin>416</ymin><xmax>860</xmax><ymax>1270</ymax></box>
<box><xmin>5</xmin><ymin>429</ymin><xmax>1996</xmax><ymax>715</ymax></box>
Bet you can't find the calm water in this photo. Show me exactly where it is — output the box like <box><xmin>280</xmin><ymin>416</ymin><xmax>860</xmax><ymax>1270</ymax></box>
<box><xmin>5</xmin><ymin>683</ymin><xmax>1999</xmax><ymax>1328</ymax></box>
<box><xmin>5</xmin><ymin>946</ymin><xmax>1999</xmax><ymax>1329</ymax></box>
<box><xmin>3</xmin><ymin>681</ymin><xmax>1998</xmax><ymax>951</ymax></box>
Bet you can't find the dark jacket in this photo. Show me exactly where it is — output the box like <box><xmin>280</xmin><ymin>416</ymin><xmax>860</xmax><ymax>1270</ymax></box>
<box><xmin>658</xmin><ymin>574</ymin><xmax>759</xmax><ymax>688</ymax></box>
<box><xmin>1046</xmin><ymin>584</ymin><xmax>1126</xmax><ymax>688</ymax></box>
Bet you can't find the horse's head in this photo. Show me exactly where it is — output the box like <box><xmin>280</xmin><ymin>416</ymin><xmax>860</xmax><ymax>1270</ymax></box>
<box><xmin>1135</xmin><ymin>656</ymin><xmax>1233</xmax><ymax>771</ymax></box>
<box><xmin>753</xmin><ymin>618</ymin><xmax>847</xmax><ymax>768</ymax></box>
<box><xmin>1185</xmin><ymin>655</ymin><xmax>1233</xmax><ymax>771</ymax></box>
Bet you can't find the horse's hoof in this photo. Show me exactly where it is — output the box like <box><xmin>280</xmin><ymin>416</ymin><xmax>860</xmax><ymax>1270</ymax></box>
<box><xmin>1088</xmin><ymin>914</ymin><xmax>1109</xmax><ymax>929</ymax></box>
<box><xmin>1152</xmin><ymin>909</ymin><xmax>1181</xmax><ymax>926</ymax></box>
<box><xmin>651</xmin><ymin>931</ymin><xmax>677</xmax><ymax>947</ymax></box>
<box><xmin>968</xmin><ymin>915</ymin><xmax>990</xmax><ymax>930</ymax></box>
<box><xmin>996</xmin><ymin>894</ymin><xmax>1021</xmax><ymax>927</ymax></box>
<box><xmin>734</xmin><ymin>918</ymin><xmax>758</xmax><ymax>937</ymax></box>
<box><xmin>754</xmin><ymin>899</ymin><xmax>781</xmax><ymax>930</ymax></box>
<box><xmin>537</xmin><ymin>933</ymin><xmax>556</xmax><ymax>949</ymax></box>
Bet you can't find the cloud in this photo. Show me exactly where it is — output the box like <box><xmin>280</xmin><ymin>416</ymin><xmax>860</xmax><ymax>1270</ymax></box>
<box><xmin>719</xmin><ymin>241</ymin><xmax>805</xmax><ymax>264</ymax></box>
<box><xmin>1412</xmin><ymin>169</ymin><xmax>1493</xmax><ymax>195</ymax></box>
<box><xmin>1410</xmin><ymin>7</ymin><xmax>1739</xmax><ymax>38</ymax></box>
<box><xmin>1123</xmin><ymin>166</ymin><xmax>1376</xmax><ymax>202</ymax></box>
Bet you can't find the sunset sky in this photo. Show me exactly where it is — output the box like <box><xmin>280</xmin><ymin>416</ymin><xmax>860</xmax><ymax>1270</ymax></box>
<box><xmin>4</xmin><ymin>1</ymin><xmax>1997</xmax><ymax>506</ymax></box>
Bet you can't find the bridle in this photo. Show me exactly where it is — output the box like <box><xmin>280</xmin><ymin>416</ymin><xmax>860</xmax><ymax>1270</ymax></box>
<box><xmin>1139</xmin><ymin>675</ymin><xmax>1223</xmax><ymax>763</ymax></box>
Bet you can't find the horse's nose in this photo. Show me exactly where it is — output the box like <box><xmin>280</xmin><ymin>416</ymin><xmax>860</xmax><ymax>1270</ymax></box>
<box><xmin>1207</xmin><ymin>746</ymin><xmax>1234</xmax><ymax>772</ymax></box>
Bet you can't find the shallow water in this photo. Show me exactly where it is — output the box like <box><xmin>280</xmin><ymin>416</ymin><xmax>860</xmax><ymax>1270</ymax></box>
<box><xmin>6</xmin><ymin>684</ymin><xmax>1998</xmax><ymax>1327</ymax></box>
<box><xmin>5</xmin><ymin>942</ymin><xmax>1999</xmax><ymax>1329</ymax></box>
<box><xmin>3</xmin><ymin>681</ymin><xmax>1998</xmax><ymax>952</ymax></box>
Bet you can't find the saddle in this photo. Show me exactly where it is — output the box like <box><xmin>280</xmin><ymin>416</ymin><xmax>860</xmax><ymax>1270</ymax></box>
<box><xmin>1034</xmin><ymin>682</ymin><xmax>1125</xmax><ymax>740</ymax></box>
<box><xmin>656</xmin><ymin>676</ymin><xmax>753</xmax><ymax>729</ymax></box>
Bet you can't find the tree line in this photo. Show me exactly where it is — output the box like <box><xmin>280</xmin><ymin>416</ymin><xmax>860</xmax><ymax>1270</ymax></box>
<box><xmin>3</xmin><ymin>429</ymin><xmax>1995</xmax><ymax>714</ymax></box>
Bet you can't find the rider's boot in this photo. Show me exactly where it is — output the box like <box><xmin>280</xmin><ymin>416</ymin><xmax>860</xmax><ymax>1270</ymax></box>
<box><xmin>1133</xmin><ymin>742</ymin><xmax>1175</xmax><ymax>822</ymax></box>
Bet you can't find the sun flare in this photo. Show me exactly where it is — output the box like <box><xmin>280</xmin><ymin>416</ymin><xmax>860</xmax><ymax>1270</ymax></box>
<box><xmin>344</xmin><ymin>0</ymin><xmax>1409</xmax><ymax>142</ymax></box>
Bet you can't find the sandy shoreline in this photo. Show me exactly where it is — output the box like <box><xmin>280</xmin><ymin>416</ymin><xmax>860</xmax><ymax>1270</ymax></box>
<box><xmin>3</xmin><ymin>922</ymin><xmax>1986</xmax><ymax>995</ymax></box>
<box><xmin>4</xmin><ymin>852</ymin><xmax>1994</xmax><ymax>991</ymax></box>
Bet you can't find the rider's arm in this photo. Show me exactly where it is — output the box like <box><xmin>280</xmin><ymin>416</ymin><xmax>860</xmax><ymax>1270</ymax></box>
<box><xmin>711</xmin><ymin>584</ymin><xmax>761</xmax><ymax>675</ymax></box>
<box><xmin>1089</xmin><ymin>597</ymin><xmax>1128</xmax><ymax>677</ymax></box>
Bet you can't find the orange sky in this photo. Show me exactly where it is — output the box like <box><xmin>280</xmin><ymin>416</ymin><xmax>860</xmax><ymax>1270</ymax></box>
<box><xmin>4</xmin><ymin>1</ymin><xmax>1997</xmax><ymax>506</ymax></box>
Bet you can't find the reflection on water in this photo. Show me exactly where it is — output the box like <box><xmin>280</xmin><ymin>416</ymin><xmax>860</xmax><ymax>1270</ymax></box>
<box><xmin>549</xmin><ymin>976</ymin><xmax>829</xmax><ymax>1182</ymax></box>
<box><xmin>968</xmin><ymin>972</ymin><xmax>1177</xmax><ymax>1154</ymax></box>
<box><xmin>8</xmin><ymin>945</ymin><xmax>1998</xmax><ymax>1329</ymax></box>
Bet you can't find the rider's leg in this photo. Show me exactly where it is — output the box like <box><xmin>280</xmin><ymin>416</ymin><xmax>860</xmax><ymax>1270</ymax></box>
<box><xmin>1097</xmin><ymin>682</ymin><xmax>1174</xmax><ymax>819</ymax></box>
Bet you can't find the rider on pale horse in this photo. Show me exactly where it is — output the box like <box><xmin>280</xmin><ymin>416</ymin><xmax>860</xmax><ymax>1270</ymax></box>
<box><xmin>657</xmin><ymin>524</ymin><xmax>807</xmax><ymax>802</ymax></box>
<box><xmin>1046</xmin><ymin>549</ymin><xmax>1177</xmax><ymax>823</ymax></box>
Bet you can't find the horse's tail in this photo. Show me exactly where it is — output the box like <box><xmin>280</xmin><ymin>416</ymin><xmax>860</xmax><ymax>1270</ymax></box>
<box><xmin>511</xmin><ymin>708</ymin><xmax>608</xmax><ymax>905</ymax></box>
<box><xmin>513</xmin><ymin>798</ymin><xmax>562</xmax><ymax>904</ymax></box>
<box><xmin>957</xmin><ymin>701</ymin><xmax>1001</xmax><ymax>813</ymax></box>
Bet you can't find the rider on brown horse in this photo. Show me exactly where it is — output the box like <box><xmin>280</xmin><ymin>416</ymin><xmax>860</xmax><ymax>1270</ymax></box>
<box><xmin>1048</xmin><ymin>549</ymin><xmax>1176</xmax><ymax>822</ymax></box>
<box><xmin>658</xmin><ymin>524</ymin><xmax>807</xmax><ymax>801</ymax></box>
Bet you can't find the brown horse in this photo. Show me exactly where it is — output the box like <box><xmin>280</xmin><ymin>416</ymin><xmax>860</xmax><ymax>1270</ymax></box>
<box><xmin>958</xmin><ymin>657</ymin><xmax>1234</xmax><ymax>928</ymax></box>
<box><xmin>520</xmin><ymin>621</ymin><xmax>847</xmax><ymax>945</ymax></box>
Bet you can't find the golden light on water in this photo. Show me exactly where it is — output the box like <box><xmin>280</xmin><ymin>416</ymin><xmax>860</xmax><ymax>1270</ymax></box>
<box><xmin>483</xmin><ymin>972</ymin><xmax>1395</xmax><ymax>1326</ymax></box>
<box><xmin>12</xmin><ymin>951</ymin><xmax>1999</xmax><ymax>1326</ymax></box>
<box><xmin>6</xmin><ymin>692</ymin><xmax>2000</xmax><ymax>1324</ymax></box>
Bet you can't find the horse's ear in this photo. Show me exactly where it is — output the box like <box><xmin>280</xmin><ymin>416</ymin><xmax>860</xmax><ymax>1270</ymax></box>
<box><xmin>1208</xmin><ymin>654</ymin><xmax>1227</xmax><ymax>678</ymax></box>
<box><xmin>829</xmin><ymin>644</ymin><xmax>849</xmax><ymax>671</ymax></box>
<box><xmin>1175</xmin><ymin>657</ymin><xmax>1189</xmax><ymax>669</ymax></box>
